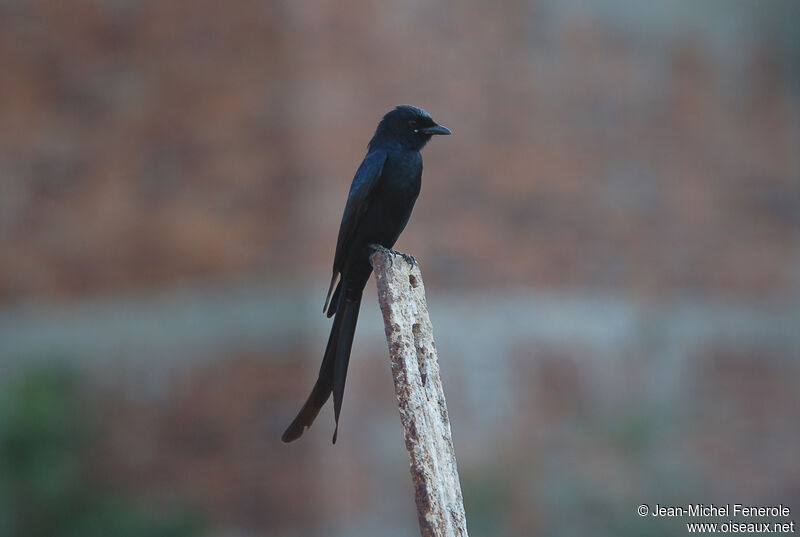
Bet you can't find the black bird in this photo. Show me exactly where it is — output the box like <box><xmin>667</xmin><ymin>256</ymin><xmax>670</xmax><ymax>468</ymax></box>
<box><xmin>282</xmin><ymin>105</ymin><xmax>451</xmax><ymax>443</ymax></box>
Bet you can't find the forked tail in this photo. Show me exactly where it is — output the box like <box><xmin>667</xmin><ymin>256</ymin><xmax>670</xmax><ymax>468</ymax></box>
<box><xmin>281</xmin><ymin>296</ymin><xmax>361</xmax><ymax>443</ymax></box>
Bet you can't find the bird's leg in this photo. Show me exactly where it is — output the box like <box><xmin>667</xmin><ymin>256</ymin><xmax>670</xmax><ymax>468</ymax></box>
<box><xmin>369</xmin><ymin>243</ymin><xmax>390</xmax><ymax>255</ymax></box>
<box><xmin>369</xmin><ymin>244</ymin><xmax>416</xmax><ymax>266</ymax></box>
<box><xmin>369</xmin><ymin>244</ymin><xmax>394</xmax><ymax>268</ymax></box>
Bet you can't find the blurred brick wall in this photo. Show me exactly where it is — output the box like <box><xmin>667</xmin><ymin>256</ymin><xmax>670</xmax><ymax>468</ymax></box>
<box><xmin>2</xmin><ymin>0</ymin><xmax>798</xmax><ymax>301</ymax></box>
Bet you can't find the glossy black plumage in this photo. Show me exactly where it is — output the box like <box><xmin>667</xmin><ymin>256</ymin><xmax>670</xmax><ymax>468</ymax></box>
<box><xmin>282</xmin><ymin>105</ymin><xmax>450</xmax><ymax>443</ymax></box>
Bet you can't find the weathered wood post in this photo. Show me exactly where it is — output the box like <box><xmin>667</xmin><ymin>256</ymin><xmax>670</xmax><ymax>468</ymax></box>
<box><xmin>369</xmin><ymin>247</ymin><xmax>469</xmax><ymax>537</ymax></box>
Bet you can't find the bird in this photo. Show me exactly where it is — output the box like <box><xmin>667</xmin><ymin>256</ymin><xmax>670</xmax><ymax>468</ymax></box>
<box><xmin>282</xmin><ymin>105</ymin><xmax>451</xmax><ymax>444</ymax></box>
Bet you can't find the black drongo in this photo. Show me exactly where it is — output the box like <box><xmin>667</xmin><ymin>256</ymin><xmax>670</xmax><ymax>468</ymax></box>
<box><xmin>282</xmin><ymin>105</ymin><xmax>451</xmax><ymax>443</ymax></box>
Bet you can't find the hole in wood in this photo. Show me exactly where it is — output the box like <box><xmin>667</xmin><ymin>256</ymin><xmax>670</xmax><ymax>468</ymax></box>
<box><xmin>409</xmin><ymin>274</ymin><xmax>418</xmax><ymax>288</ymax></box>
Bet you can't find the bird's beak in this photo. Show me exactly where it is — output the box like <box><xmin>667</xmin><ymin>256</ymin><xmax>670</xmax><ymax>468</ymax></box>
<box><xmin>419</xmin><ymin>124</ymin><xmax>452</xmax><ymax>135</ymax></box>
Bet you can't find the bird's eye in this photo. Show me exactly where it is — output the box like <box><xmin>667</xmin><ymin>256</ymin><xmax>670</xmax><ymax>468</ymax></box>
<box><xmin>408</xmin><ymin>120</ymin><xmax>418</xmax><ymax>128</ymax></box>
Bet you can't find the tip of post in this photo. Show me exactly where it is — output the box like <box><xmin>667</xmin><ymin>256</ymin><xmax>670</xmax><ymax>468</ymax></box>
<box><xmin>368</xmin><ymin>245</ymin><xmax>417</xmax><ymax>271</ymax></box>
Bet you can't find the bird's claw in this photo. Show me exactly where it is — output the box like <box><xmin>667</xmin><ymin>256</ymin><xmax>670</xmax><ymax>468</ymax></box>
<box><xmin>369</xmin><ymin>244</ymin><xmax>417</xmax><ymax>266</ymax></box>
<box><xmin>398</xmin><ymin>252</ymin><xmax>417</xmax><ymax>266</ymax></box>
<box><xmin>369</xmin><ymin>243</ymin><xmax>389</xmax><ymax>254</ymax></box>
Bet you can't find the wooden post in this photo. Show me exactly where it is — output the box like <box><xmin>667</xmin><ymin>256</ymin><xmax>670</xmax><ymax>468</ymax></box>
<box><xmin>369</xmin><ymin>247</ymin><xmax>469</xmax><ymax>537</ymax></box>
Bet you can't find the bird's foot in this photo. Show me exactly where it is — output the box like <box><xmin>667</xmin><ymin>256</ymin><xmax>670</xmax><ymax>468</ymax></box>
<box><xmin>369</xmin><ymin>243</ymin><xmax>391</xmax><ymax>255</ymax></box>
<box><xmin>369</xmin><ymin>244</ymin><xmax>417</xmax><ymax>266</ymax></box>
<box><xmin>398</xmin><ymin>252</ymin><xmax>417</xmax><ymax>266</ymax></box>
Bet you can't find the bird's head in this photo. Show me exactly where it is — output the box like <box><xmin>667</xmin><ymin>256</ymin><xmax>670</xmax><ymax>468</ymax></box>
<box><xmin>370</xmin><ymin>105</ymin><xmax>451</xmax><ymax>151</ymax></box>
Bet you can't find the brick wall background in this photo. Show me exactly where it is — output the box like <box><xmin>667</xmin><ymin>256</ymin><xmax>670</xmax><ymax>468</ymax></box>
<box><xmin>1</xmin><ymin>1</ymin><xmax>798</xmax><ymax>536</ymax></box>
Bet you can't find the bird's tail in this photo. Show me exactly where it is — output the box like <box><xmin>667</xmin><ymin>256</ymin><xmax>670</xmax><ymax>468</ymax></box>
<box><xmin>281</xmin><ymin>296</ymin><xmax>361</xmax><ymax>444</ymax></box>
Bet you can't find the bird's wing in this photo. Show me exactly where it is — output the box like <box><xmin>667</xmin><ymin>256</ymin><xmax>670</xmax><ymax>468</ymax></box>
<box><xmin>323</xmin><ymin>149</ymin><xmax>387</xmax><ymax>311</ymax></box>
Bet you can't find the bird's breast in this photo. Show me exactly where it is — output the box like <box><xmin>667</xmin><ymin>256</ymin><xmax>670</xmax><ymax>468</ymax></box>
<box><xmin>380</xmin><ymin>152</ymin><xmax>422</xmax><ymax>197</ymax></box>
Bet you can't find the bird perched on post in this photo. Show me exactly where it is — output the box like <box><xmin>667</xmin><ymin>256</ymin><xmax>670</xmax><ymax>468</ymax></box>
<box><xmin>282</xmin><ymin>105</ymin><xmax>451</xmax><ymax>444</ymax></box>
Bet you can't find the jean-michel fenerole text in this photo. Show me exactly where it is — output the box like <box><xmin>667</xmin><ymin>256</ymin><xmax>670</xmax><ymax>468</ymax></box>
<box><xmin>651</xmin><ymin>504</ymin><xmax>791</xmax><ymax>518</ymax></box>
